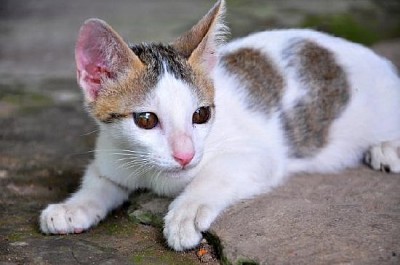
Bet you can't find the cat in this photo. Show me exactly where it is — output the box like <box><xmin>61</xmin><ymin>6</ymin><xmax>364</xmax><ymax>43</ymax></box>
<box><xmin>40</xmin><ymin>0</ymin><xmax>400</xmax><ymax>251</ymax></box>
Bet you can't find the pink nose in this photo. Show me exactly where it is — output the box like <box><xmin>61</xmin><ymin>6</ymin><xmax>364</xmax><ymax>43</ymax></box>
<box><xmin>173</xmin><ymin>152</ymin><xmax>194</xmax><ymax>167</ymax></box>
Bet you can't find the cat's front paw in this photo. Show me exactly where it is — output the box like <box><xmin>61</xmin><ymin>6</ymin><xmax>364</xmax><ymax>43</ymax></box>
<box><xmin>163</xmin><ymin>198</ymin><xmax>219</xmax><ymax>251</ymax></box>
<box><xmin>40</xmin><ymin>203</ymin><xmax>103</xmax><ymax>235</ymax></box>
<box><xmin>365</xmin><ymin>141</ymin><xmax>400</xmax><ymax>173</ymax></box>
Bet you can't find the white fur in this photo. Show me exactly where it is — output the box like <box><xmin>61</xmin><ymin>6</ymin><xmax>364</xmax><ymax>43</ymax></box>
<box><xmin>40</xmin><ymin>29</ymin><xmax>400</xmax><ymax>250</ymax></box>
<box><xmin>366</xmin><ymin>140</ymin><xmax>400</xmax><ymax>173</ymax></box>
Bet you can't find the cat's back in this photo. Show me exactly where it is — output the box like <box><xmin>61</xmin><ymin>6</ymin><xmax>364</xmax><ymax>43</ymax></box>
<box><xmin>215</xmin><ymin>28</ymin><xmax>400</xmax><ymax>114</ymax></box>
<box><xmin>219</xmin><ymin>28</ymin><xmax>397</xmax><ymax>78</ymax></box>
<box><xmin>212</xmin><ymin>28</ymin><xmax>400</xmax><ymax>173</ymax></box>
<box><xmin>220</xmin><ymin>28</ymin><xmax>387</xmax><ymax>60</ymax></box>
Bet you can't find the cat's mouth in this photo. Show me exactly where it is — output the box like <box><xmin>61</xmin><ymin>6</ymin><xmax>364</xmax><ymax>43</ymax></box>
<box><xmin>166</xmin><ymin>163</ymin><xmax>195</xmax><ymax>173</ymax></box>
<box><xmin>147</xmin><ymin>152</ymin><xmax>202</xmax><ymax>177</ymax></box>
<box><xmin>158</xmin><ymin>162</ymin><xmax>198</xmax><ymax>178</ymax></box>
<box><xmin>162</xmin><ymin>168</ymin><xmax>196</xmax><ymax>180</ymax></box>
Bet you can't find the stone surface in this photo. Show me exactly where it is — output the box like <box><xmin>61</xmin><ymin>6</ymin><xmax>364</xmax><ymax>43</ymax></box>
<box><xmin>210</xmin><ymin>168</ymin><xmax>400</xmax><ymax>264</ymax></box>
<box><xmin>1</xmin><ymin>0</ymin><xmax>400</xmax><ymax>264</ymax></box>
<box><xmin>128</xmin><ymin>192</ymin><xmax>171</xmax><ymax>228</ymax></box>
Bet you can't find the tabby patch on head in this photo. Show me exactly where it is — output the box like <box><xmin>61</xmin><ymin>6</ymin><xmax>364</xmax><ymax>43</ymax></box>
<box><xmin>93</xmin><ymin>43</ymin><xmax>215</xmax><ymax>123</ymax></box>
<box><xmin>221</xmin><ymin>48</ymin><xmax>285</xmax><ymax>114</ymax></box>
<box><xmin>131</xmin><ymin>43</ymin><xmax>214</xmax><ymax>103</ymax></box>
<box><xmin>130</xmin><ymin>43</ymin><xmax>193</xmax><ymax>86</ymax></box>
<box><xmin>282</xmin><ymin>39</ymin><xmax>351</xmax><ymax>158</ymax></box>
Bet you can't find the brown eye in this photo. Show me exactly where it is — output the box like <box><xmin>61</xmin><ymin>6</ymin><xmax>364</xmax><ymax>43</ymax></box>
<box><xmin>193</xmin><ymin>106</ymin><xmax>211</xmax><ymax>125</ymax></box>
<box><xmin>133</xmin><ymin>112</ymin><xmax>159</xmax><ymax>130</ymax></box>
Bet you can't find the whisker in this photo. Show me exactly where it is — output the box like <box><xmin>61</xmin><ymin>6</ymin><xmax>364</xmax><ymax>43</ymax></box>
<box><xmin>116</xmin><ymin>158</ymin><xmax>150</xmax><ymax>170</ymax></box>
<box><xmin>119</xmin><ymin>159</ymin><xmax>149</xmax><ymax>168</ymax></box>
<box><xmin>126</xmin><ymin>163</ymin><xmax>154</xmax><ymax>179</ymax></box>
<box><xmin>80</xmin><ymin>129</ymin><xmax>99</xmax><ymax>136</ymax></box>
<box><xmin>116</xmin><ymin>156</ymin><xmax>149</xmax><ymax>162</ymax></box>
<box><xmin>113</xmin><ymin>153</ymin><xmax>150</xmax><ymax>158</ymax></box>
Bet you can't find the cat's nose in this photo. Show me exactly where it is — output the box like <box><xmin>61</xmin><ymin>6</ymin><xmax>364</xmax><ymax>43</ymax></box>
<box><xmin>170</xmin><ymin>132</ymin><xmax>195</xmax><ymax>167</ymax></box>
<box><xmin>173</xmin><ymin>152</ymin><xmax>194</xmax><ymax>167</ymax></box>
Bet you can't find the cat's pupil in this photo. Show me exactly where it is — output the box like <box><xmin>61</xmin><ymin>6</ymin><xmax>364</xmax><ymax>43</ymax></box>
<box><xmin>193</xmin><ymin>106</ymin><xmax>211</xmax><ymax>125</ymax></box>
<box><xmin>133</xmin><ymin>112</ymin><xmax>159</xmax><ymax>130</ymax></box>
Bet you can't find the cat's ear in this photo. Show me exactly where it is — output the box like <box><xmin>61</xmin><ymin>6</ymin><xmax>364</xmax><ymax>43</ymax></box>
<box><xmin>75</xmin><ymin>19</ymin><xmax>143</xmax><ymax>102</ymax></box>
<box><xmin>172</xmin><ymin>0</ymin><xmax>228</xmax><ymax>73</ymax></box>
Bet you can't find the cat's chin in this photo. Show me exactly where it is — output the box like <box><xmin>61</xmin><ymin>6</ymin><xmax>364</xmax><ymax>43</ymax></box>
<box><xmin>161</xmin><ymin>165</ymin><xmax>197</xmax><ymax>179</ymax></box>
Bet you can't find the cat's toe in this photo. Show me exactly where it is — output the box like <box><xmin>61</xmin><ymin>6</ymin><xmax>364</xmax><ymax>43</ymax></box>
<box><xmin>163</xmin><ymin>202</ymin><xmax>203</xmax><ymax>251</ymax></box>
<box><xmin>194</xmin><ymin>205</ymin><xmax>218</xmax><ymax>232</ymax></box>
<box><xmin>40</xmin><ymin>203</ymin><xmax>98</xmax><ymax>235</ymax></box>
<box><xmin>365</xmin><ymin>141</ymin><xmax>400</xmax><ymax>173</ymax></box>
<box><xmin>40</xmin><ymin>204</ymin><xmax>72</xmax><ymax>234</ymax></box>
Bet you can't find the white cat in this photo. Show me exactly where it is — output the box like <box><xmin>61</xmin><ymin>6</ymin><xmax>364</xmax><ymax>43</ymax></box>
<box><xmin>40</xmin><ymin>0</ymin><xmax>400</xmax><ymax>251</ymax></box>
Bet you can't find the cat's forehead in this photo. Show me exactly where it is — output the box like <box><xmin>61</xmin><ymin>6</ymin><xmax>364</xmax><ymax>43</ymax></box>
<box><xmin>130</xmin><ymin>43</ymin><xmax>213</xmax><ymax>103</ymax></box>
<box><xmin>131</xmin><ymin>43</ymin><xmax>193</xmax><ymax>85</ymax></box>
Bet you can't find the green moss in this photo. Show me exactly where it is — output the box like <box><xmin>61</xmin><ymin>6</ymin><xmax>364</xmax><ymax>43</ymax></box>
<box><xmin>128</xmin><ymin>209</ymin><xmax>164</xmax><ymax>228</ymax></box>
<box><xmin>236</xmin><ymin>260</ymin><xmax>258</xmax><ymax>265</ymax></box>
<box><xmin>97</xmin><ymin>220</ymin><xmax>136</xmax><ymax>236</ymax></box>
<box><xmin>302</xmin><ymin>13</ymin><xmax>380</xmax><ymax>45</ymax></box>
<box><xmin>131</xmin><ymin>248</ymin><xmax>198</xmax><ymax>265</ymax></box>
<box><xmin>0</xmin><ymin>82</ymin><xmax>53</xmax><ymax>111</ymax></box>
<box><xmin>104</xmin><ymin>223</ymin><xmax>120</xmax><ymax>235</ymax></box>
<box><xmin>7</xmin><ymin>232</ymin><xmax>25</xmax><ymax>242</ymax></box>
<box><xmin>92</xmin><ymin>211</ymin><xmax>141</xmax><ymax>238</ymax></box>
<box><xmin>204</xmin><ymin>232</ymin><xmax>229</xmax><ymax>265</ymax></box>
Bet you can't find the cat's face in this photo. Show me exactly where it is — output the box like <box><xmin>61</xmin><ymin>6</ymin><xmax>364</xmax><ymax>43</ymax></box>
<box><xmin>98</xmin><ymin>43</ymin><xmax>215</xmax><ymax>173</ymax></box>
<box><xmin>111</xmin><ymin>67</ymin><xmax>215</xmax><ymax>173</ymax></box>
<box><xmin>75</xmin><ymin>1</ymin><xmax>225</xmax><ymax>175</ymax></box>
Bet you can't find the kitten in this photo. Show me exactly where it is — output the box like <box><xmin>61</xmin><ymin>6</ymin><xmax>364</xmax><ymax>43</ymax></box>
<box><xmin>40</xmin><ymin>0</ymin><xmax>400</xmax><ymax>251</ymax></box>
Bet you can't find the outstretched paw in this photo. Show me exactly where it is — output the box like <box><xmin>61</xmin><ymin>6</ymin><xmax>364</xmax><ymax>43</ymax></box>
<box><xmin>365</xmin><ymin>141</ymin><xmax>400</xmax><ymax>173</ymax></box>
<box><xmin>163</xmin><ymin>199</ymin><xmax>219</xmax><ymax>251</ymax></box>
<box><xmin>40</xmin><ymin>203</ymin><xmax>103</xmax><ymax>235</ymax></box>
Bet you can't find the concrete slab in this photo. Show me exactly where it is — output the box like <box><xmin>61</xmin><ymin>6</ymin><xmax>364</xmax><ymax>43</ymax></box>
<box><xmin>210</xmin><ymin>168</ymin><xmax>400</xmax><ymax>264</ymax></box>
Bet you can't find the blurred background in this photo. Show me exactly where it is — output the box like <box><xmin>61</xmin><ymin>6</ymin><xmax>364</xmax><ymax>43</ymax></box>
<box><xmin>0</xmin><ymin>0</ymin><xmax>399</xmax><ymax>81</ymax></box>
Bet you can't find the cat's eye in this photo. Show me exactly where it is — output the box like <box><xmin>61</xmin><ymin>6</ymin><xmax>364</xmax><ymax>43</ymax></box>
<box><xmin>133</xmin><ymin>112</ymin><xmax>159</xmax><ymax>130</ymax></box>
<box><xmin>193</xmin><ymin>106</ymin><xmax>211</xmax><ymax>125</ymax></box>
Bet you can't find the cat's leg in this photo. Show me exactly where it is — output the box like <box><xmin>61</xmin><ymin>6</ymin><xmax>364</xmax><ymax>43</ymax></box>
<box><xmin>163</xmin><ymin>153</ymin><xmax>284</xmax><ymax>251</ymax></box>
<box><xmin>40</xmin><ymin>161</ymin><xmax>129</xmax><ymax>234</ymax></box>
<box><xmin>365</xmin><ymin>139</ymin><xmax>400</xmax><ymax>173</ymax></box>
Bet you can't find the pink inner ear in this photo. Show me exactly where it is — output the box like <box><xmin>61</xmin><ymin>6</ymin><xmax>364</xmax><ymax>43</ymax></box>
<box><xmin>76</xmin><ymin>52</ymin><xmax>112</xmax><ymax>100</ymax></box>
<box><xmin>75</xmin><ymin>19</ymin><xmax>117</xmax><ymax>101</ymax></box>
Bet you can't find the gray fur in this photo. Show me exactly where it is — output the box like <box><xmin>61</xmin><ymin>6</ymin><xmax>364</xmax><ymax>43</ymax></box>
<box><xmin>282</xmin><ymin>39</ymin><xmax>351</xmax><ymax>158</ymax></box>
<box><xmin>131</xmin><ymin>43</ymin><xmax>194</xmax><ymax>83</ymax></box>
<box><xmin>221</xmin><ymin>48</ymin><xmax>285</xmax><ymax>114</ymax></box>
<box><xmin>130</xmin><ymin>43</ymin><xmax>211</xmax><ymax>100</ymax></box>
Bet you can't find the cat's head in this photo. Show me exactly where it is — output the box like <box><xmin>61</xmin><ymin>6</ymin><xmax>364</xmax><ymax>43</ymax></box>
<box><xmin>75</xmin><ymin>1</ymin><xmax>227</xmax><ymax>174</ymax></box>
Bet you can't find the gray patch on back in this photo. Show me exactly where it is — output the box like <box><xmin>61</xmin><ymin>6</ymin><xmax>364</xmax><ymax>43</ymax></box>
<box><xmin>221</xmin><ymin>48</ymin><xmax>285</xmax><ymax>114</ymax></box>
<box><xmin>282</xmin><ymin>39</ymin><xmax>351</xmax><ymax>158</ymax></box>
